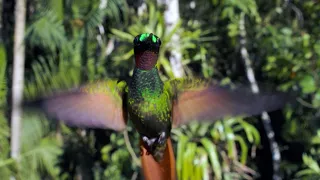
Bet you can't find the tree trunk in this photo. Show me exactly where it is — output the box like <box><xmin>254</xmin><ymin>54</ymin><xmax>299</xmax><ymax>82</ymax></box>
<box><xmin>239</xmin><ymin>13</ymin><xmax>281</xmax><ymax>180</ymax></box>
<box><xmin>10</xmin><ymin>0</ymin><xmax>26</xmax><ymax>162</ymax></box>
<box><xmin>157</xmin><ymin>0</ymin><xmax>184</xmax><ymax>78</ymax></box>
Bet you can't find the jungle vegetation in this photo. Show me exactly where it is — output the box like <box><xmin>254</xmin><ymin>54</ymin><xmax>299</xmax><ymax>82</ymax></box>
<box><xmin>1</xmin><ymin>0</ymin><xmax>320</xmax><ymax>179</ymax></box>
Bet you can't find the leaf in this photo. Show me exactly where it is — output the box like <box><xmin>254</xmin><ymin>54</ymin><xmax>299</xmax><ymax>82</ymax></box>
<box><xmin>0</xmin><ymin>44</ymin><xmax>7</xmax><ymax>106</ymax></box>
<box><xmin>296</xmin><ymin>169</ymin><xmax>320</xmax><ymax>177</ymax></box>
<box><xmin>196</xmin><ymin>147</ymin><xmax>209</xmax><ymax>180</ymax></box>
<box><xmin>314</xmin><ymin>41</ymin><xmax>320</xmax><ymax>55</ymax></box>
<box><xmin>281</xmin><ymin>28</ymin><xmax>292</xmax><ymax>36</ymax></box>
<box><xmin>26</xmin><ymin>11</ymin><xmax>67</xmax><ymax>51</ymax></box>
<box><xmin>312</xmin><ymin>90</ymin><xmax>320</xmax><ymax>108</ymax></box>
<box><xmin>302</xmin><ymin>154</ymin><xmax>320</xmax><ymax>173</ymax></box>
<box><xmin>176</xmin><ymin>135</ymin><xmax>188</xmax><ymax>179</ymax></box>
<box><xmin>111</xmin><ymin>29</ymin><xmax>134</xmax><ymax>42</ymax></box>
<box><xmin>299</xmin><ymin>75</ymin><xmax>316</xmax><ymax>94</ymax></box>
<box><xmin>201</xmin><ymin>138</ymin><xmax>222</xmax><ymax>180</ymax></box>
<box><xmin>235</xmin><ymin>135</ymin><xmax>248</xmax><ymax>164</ymax></box>
<box><xmin>302</xmin><ymin>33</ymin><xmax>310</xmax><ymax>47</ymax></box>
<box><xmin>239</xmin><ymin>120</ymin><xmax>260</xmax><ymax>145</ymax></box>
<box><xmin>224</xmin><ymin>122</ymin><xmax>235</xmax><ymax>159</ymax></box>
<box><xmin>182</xmin><ymin>142</ymin><xmax>197</xmax><ymax>179</ymax></box>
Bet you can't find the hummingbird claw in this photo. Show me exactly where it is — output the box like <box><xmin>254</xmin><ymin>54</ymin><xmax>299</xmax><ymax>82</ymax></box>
<box><xmin>157</xmin><ymin>132</ymin><xmax>166</xmax><ymax>145</ymax></box>
<box><xmin>142</xmin><ymin>136</ymin><xmax>157</xmax><ymax>147</ymax></box>
<box><xmin>142</xmin><ymin>136</ymin><xmax>149</xmax><ymax>143</ymax></box>
<box><xmin>141</xmin><ymin>132</ymin><xmax>167</xmax><ymax>157</ymax></box>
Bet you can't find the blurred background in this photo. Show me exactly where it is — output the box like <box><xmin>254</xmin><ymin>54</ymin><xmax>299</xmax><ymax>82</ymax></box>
<box><xmin>0</xmin><ymin>0</ymin><xmax>320</xmax><ymax>179</ymax></box>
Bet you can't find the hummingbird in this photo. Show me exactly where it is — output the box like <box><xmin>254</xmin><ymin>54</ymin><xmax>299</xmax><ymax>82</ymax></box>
<box><xmin>27</xmin><ymin>33</ymin><xmax>290</xmax><ymax>180</ymax></box>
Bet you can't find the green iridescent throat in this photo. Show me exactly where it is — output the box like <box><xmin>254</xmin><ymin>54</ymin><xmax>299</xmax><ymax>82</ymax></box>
<box><xmin>129</xmin><ymin>67</ymin><xmax>172</xmax><ymax>119</ymax></box>
<box><xmin>129</xmin><ymin>67</ymin><xmax>164</xmax><ymax>100</ymax></box>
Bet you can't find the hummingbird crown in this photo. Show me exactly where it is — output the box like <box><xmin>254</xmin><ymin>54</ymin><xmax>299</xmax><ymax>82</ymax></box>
<box><xmin>134</xmin><ymin>33</ymin><xmax>161</xmax><ymax>46</ymax></box>
<box><xmin>133</xmin><ymin>33</ymin><xmax>161</xmax><ymax>70</ymax></box>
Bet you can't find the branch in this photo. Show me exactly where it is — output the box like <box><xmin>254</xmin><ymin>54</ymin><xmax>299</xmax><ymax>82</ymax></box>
<box><xmin>283</xmin><ymin>0</ymin><xmax>304</xmax><ymax>28</ymax></box>
<box><xmin>239</xmin><ymin>13</ymin><xmax>281</xmax><ymax>180</ymax></box>
<box><xmin>123</xmin><ymin>129</ymin><xmax>141</xmax><ymax>166</ymax></box>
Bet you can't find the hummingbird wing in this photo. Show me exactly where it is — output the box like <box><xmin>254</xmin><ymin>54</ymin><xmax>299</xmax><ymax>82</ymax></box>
<box><xmin>165</xmin><ymin>78</ymin><xmax>290</xmax><ymax>128</ymax></box>
<box><xmin>25</xmin><ymin>80</ymin><xmax>127</xmax><ymax>131</ymax></box>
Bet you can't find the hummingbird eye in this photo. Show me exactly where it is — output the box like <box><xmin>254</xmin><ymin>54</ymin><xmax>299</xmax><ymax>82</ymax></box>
<box><xmin>157</xmin><ymin>38</ymin><xmax>161</xmax><ymax>46</ymax></box>
<box><xmin>133</xmin><ymin>36</ymin><xmax>139</xmax><ymax>44</ymax></box>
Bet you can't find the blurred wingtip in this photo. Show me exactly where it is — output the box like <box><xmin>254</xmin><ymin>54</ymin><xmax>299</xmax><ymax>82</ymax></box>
<box><xmin>23</xmin><ymin>98</ymin><xmax>46</xmax><ymax>112</ymax></box>
<box><xmin>272</xmin><ymin>90</ymin><xmax>298</xmax><ymax>109</ymax></box>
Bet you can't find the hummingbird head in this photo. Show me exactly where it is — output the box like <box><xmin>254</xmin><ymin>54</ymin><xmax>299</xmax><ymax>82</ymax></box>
<box><xmin>133</xmin><ymin>33</ymin><xmax>161</xmax><ymax>70</ymax></box>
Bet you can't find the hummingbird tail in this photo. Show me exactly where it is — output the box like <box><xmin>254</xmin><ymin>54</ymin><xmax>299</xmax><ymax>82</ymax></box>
<box><xmin>140</xmin><ymin>138</ymin><xmax>176</xmax><ymax>180</ymax></box>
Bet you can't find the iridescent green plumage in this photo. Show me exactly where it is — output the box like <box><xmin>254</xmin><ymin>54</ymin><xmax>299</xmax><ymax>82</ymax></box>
<box><xmin>128</xmin><ymin>68</ymin><xmax>170</xmax><ymax>122</ymax></box>
<box><xmin>26</xmin><ymin>33</ymin><xmax>291</xmax><ymax>163</ymax></box>
<box><xmin>127</xmin><ymin>67</ymin><xmax>172</xmax><ymax>160</ymax></box>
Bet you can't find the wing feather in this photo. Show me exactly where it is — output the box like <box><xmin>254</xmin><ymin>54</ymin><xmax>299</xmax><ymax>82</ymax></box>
<box><xmin>166</xmin><ymin>79</ymin><xmax>290</xmax><ymax>128</ymax></box>
<box><xmin>26</xmin><ymin>80</ymin><xmax>127</xmax><ymax>131</ymax></box>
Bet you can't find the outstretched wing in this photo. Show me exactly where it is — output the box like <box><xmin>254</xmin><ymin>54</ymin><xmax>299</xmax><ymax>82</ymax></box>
<box><xmin>165</xmin><ymin>78</ymin><xmax>290</xmax><ymax>128</ymax></box>
<box><xmin>25</xmin><ymin>80</ymin><xmax>127</xmax><ymax>131</ymax></box>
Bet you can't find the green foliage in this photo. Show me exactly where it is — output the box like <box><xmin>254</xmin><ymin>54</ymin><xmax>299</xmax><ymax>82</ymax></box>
<box><xmin>25</xmin><ymin>53</ymin><xmax>82</xmax><ymax>97</ymax></box>
<box><xmin>1</xmin><ymin>0</ymin><xmax>131</xmax><ymax>179</ymax></box>
<box><xmin>19</xmin><ymin>117</ymin><xmax>62</xmax><ymax>179</ymax></box>
<box><xmin>174</xmin><ymin>118</ymin><xmax>259</xmax><ymax>179</ymax></box>
<box><xmin>0</xmin><ymin>42</ymin><xmax>10</xmax><ymax>178</ymax></box>
<box><xmin>2</xmin><ymin>0</ymin><xmax>320</xmax><ymax>179</ymax></box>
<box><xmin>0</xmin><ymin>116</ymin><xmax>62</xmax><ymax>179</ymax></box>
<box><xmin>101</xmin><ymin>128</ymin><xmax>140</xmax><ymax>179</ymax></box>
<box><xmin>26</xmin><ymin>11</ymin><xmax>67</xmax><ymax>52</ymax></box>
<box><xmin>296</xmin><ymin>154</ymin><xmax>320</xmax><ymax>179</ymax></box>
<box><xmin>0</xmin><ymin>44</ymin><xmax>7</xmax><ymax>106</ymax></box>
<box><xmin>111</xmin><ymin>2</ymin><xmax>214</xmax><ymax>78</ymax></box>
<box><xmin>296</xmin><ymin>130</ymin><xmax>320</xmax><ymax>179</ymax></box>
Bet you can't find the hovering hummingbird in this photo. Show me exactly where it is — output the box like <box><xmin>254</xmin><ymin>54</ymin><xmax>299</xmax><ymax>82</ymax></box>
<box><xmin>27</xmin><ymin>33</ymin><xmax>289</xmax><ymax>180</ymax></box>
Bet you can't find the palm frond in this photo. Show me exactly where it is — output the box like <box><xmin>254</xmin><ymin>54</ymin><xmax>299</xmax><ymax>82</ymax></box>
<box><xmin>19</xmin><ymin>116</ymin><xmax>61</xmax><ymax>179</ymax></box>
<box><xmin>26</xmin><ymin>11</ymin><xmax>67</xmax><ymax>52</ymax></box>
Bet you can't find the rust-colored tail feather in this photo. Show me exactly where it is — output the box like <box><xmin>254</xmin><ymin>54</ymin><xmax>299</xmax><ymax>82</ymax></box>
<box><xmin>140</xmin><ymin>138</ymin><xmax>176</xmax><ymax>180</ymax></box>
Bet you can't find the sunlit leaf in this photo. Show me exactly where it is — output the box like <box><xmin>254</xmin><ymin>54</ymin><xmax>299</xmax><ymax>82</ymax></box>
<box><xmin>201</xmin><ymin>138</ymin><xmax>222</xmax><ymax>180</ymax></box>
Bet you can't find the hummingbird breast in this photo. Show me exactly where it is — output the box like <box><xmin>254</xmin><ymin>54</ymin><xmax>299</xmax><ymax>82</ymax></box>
<box><xmin>128</xmin><ymin>91</ymin><xmax>172</xmax><ymax>138</ymax></box>
<box><xmin>128</xmin><ymin>68</ymin><xmax>172</xmax><ymax>139</ymax></box>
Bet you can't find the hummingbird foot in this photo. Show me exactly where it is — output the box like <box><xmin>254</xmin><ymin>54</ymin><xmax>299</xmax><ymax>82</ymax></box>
<box><xmin>142</xmin><ymin>131</ymin><xmax>167</xmax><ymax>147</ymax></box>
<box><xmin>157</xmin><ymin>131</ymin><xmax>166</xmax><ymax>145</ymax></box>
<box><xmin>142</xmin><ymin>136</ymin><xmax>157</xmax><ymax>155</ymax></box>
<box><xmin>141</xmin><ymin>132</ymin><xmax>168</xmax><ymax>161</ymax></box>
<box><xmin>141</xmin><ymin>132</ymin><xmax>167</xmax><ymax>153</ymax></box>
<box><xmin>142</xmin><ymin>136</ymin><xmax>157</xmax><ymax>149</ymax></box>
